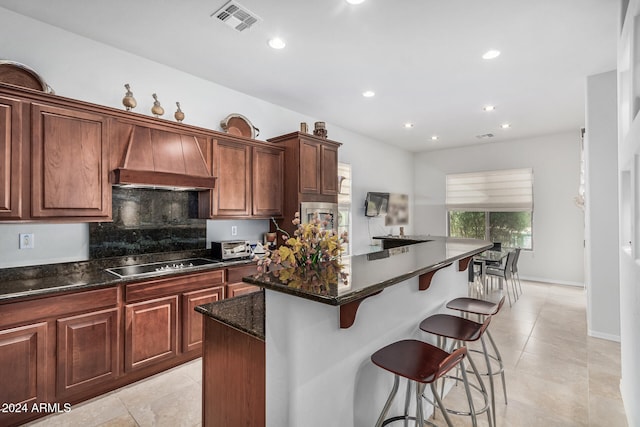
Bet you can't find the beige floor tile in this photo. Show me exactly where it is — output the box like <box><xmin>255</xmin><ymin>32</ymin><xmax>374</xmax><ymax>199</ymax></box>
<box><xmin>126</xmin><ymin>383</ymin><xmax>201</xmax><ymax>427</ymax></box>
<box><xmin>24</xmin><ymin>395</ymin><xmax>129</xmax><ymax>427</ymax></box>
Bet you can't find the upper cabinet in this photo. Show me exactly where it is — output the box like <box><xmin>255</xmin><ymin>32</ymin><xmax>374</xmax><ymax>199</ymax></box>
<box><xmin>30</xmin><ymin>102</ymin><xmax>110</xmax><ymax>220</ymax></box>
<box><xmin>0</xmin><ymin>83</ymin><xmax>287</xmax><ymax>223</ymax></box>
<box><xmin>0</xmin><ymin>95</ymin><xmax>23</xmax><ymax>220</ymax></box>
<box><xmin>252</xmin><ymin>145</ymin><xmax>284</xmax><ymax>217</ymax></box>
<box><xmin>267</xmin><ymin>132</ymin><xmax>341</xmax><ymax>203</ymax></box>
<box><xmin>209</xmin><ymin>136</ymin><xmax>284</xmax><ymax>219</ymax></box>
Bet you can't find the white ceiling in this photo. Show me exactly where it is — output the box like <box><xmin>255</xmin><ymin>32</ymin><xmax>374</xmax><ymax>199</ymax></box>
<box><xmin>0</xmin><ymin>0</ymin><xmax>618</xmax><ymax>152</ymax></box>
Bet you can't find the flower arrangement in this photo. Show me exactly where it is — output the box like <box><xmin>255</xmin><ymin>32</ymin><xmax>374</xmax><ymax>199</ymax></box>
<box><xmin>255</xmin><ymin>212</ymin><xmax>349</xmax><ymax>291</ymax></box>
<box><xmin>256</xmin><ymin>212</ymin><xmax>348</xmax><ymax>271</ymax></box>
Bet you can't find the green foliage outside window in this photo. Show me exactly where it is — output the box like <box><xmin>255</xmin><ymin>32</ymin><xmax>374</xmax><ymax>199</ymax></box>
<box><xmin>449</xmin><ymin>211</ymin><xmax>532</xmax><ymax>249</ymax></box>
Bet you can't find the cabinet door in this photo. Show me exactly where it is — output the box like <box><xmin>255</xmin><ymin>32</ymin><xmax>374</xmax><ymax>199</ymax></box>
<box><xmin>56</xmin><ymin>308</ymin><xmax>119</xmax><ymax>399</ymax></box>
<box><xmin>182</xmin><ymin>286</ymin><xmax>224</xmax><ymax>353</ymax></box>
<box><xmin>213</xmin><ymin>139</ymin><xmax>251</xmax><ymax>217</ymax></box>
<box><xmin>252</xmin><ymin>146</ymin><xmax>283</xmax><ymax>217</ymax></box>
<box><xmin>320</xmin><ymin>144</ymin><xmax>339</xmax><ymax>196</ymax></box>
<box><xmin>30</xmin><ymin>103</ymin><xmax>110</xmax><ymax>219</ymax></box>
<box><xmin>125</xmin><ymin>296</ymin><xmax>178</xmax><ymax>372</ymax></box>
<box><xmin>0</xmin><ymin>322</ymin><xmax>48</xmax><ymax>415</ymax></box>
<box><xmin>299</xmin><ymin>139</ymin><xmax>321</xmax><ymax>194</ymax></box>
<box><xmin>0</xmin><ymin>96</ymin><xmax>23</xmax><ymax>219</ymax></box>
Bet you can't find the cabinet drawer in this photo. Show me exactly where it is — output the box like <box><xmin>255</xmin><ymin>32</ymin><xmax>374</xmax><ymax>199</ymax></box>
<box><xmin>0</xmin><ymin>287</ymin><xmax>119</xmax><ymax>328</ymax></box>
<box><xmin>125</xmin><ymin>269</ymin><xmax>224</xmax><ymax>303</ymax></box>
<box><xmin>226</xmin><ymin>264</ymin><xmax>258</xmax><ymax>283</ymax></box>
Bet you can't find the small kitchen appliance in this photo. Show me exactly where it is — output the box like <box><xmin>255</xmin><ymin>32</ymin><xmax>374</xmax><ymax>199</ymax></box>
<box><xmin>211</xmin><ymin>240</ymin><xmax>252</xmax><ymax>261</ymax></box>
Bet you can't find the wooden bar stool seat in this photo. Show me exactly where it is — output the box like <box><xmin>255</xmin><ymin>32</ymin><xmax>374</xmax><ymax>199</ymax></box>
<box><xmin>371</xmin><ymin>339</ymin><xmax>491</xmax><ymax>427</ymax></box>
<box><xmin>420</xmin><ymin>314</ymin><xmax>498</xmax><ymax>426</ymax></box>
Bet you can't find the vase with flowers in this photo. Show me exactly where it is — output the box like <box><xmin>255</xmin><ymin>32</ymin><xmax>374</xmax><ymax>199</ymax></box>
<box><xmin>255</xmin><ymin>212</ymin><xmax>349</xmax><ymax>291</ymax></box>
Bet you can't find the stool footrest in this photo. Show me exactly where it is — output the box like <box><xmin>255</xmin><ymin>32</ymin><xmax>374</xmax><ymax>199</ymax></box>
<box><xmin>423</xmin><ymin>374</ymin><xmax>491</xmax><ymax>417</ymax></box>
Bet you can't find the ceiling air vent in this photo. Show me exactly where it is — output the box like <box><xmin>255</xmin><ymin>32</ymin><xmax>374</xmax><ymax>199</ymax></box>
<box><xmin>476</xmin><ymin>133</ymin><xmax>495</xmax><ymax>139</ymax></box>
<box><xmin>212</xmin><ymin>1</ymin><xmax>261</xmax><ymax>32</ymax></box>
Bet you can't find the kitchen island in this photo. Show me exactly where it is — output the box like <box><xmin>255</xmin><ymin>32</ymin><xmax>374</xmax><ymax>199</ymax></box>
<box><xmin>196</xmin><ymin>237</ymin><xmax>491</xmax><ymax>427</ymax></box>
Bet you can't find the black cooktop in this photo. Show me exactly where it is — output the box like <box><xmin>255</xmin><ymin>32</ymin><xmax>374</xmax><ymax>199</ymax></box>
<box><xmin>105</xmin><ymin>258</ymin><xmax>222</xmax><ymax>279</ymax></box>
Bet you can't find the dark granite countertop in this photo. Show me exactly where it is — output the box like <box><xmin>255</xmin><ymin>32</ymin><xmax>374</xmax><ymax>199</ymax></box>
<box><xmin>195</xmin><ymin>290</ymin><xmax>265</xmax><ymax>340</ymax></box>
<box><xmin>0</xmin><ymin>249</ymin><xmax>256</xmax><ymax>304</ymax></box>
<box><xmin>242</xmin><ymin>237</ymin><xmax>491</xmax><ymax>306</ymax></box>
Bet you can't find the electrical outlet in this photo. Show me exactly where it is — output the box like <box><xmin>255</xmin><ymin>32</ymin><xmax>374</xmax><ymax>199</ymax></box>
<box><xmin>231</xmin><ymin>226</ymin><xmax>238</xmax><ymax>236</ymax></box>
<box><xmin>19</xmin><ymin>233</ymin><xmax>34</xmax><ymax>249</ymax></box>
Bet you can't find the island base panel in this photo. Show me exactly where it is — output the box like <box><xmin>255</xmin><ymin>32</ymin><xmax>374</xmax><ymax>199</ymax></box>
<box><xmin>202</xmin><ymin>316</ymin><xmax>265</xmax><ymax>427</ymax></box>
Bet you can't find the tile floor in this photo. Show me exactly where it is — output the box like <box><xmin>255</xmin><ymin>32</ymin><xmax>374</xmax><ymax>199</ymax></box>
<box><xmin>24</xmin><ymin>280</ymin><xmax>628</xmax><ymax>427</ymax></box>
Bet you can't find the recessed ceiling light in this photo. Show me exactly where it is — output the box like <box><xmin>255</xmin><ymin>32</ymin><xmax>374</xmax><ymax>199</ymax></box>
<box><xmin>482</xmin><ymin>50</ymin><xmax>501</xmax><ymax>60</ymax></box>
<box><xmin>346</xmin><ymin>0</ymin><xmax>366</xmax><ymax>4</ymax></box>
<box><xmin>500</xmin><ymin>123</ymin><xmax>511</xmax><ymax>129</ymax></box>
<box><xmin>483</xmin><ymin>105</ymin><xmax>495</xmax><ymax>112</ymax></box>
<box><xmin>404</xmin><ymin>123</ymin><xmax>414</xmax><ymax>128</ymax></box>
<box><xmin>431</xmin><ymin>135</ymin><xmax>439</xmax><ymax>141</ymax></box>
<box><xmin>362</xmin><ymin>90</ymin><xmax>375</xmax><ymax>98</ymax></box>
<box><xmin>268</xmin><ymin>37</ymin><xmax>286</xmax><ymax>49</ymax></box>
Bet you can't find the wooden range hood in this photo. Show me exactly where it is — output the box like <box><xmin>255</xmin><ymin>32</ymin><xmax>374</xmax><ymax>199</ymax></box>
<box><xmin>111</xmin><ymin>124</ymin><xmax>215</xmax><ymax>190</ymax></box>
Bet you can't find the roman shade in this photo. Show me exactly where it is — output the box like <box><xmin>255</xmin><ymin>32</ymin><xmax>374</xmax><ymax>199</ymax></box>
<box><xmin>446</xmin><ymin>168</ymin><xmax>533</xmax><ymax>212</ymax></box>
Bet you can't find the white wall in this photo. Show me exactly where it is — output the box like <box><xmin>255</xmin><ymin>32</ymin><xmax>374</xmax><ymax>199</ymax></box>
<box><xmin>584</xmin><ymin>70</ymin><xmax>620</xmax><ymax>341</ymax></box>
<box><xmin>618</xmin><ymin>1</ymin><xmax>640</xmax><ymax>423</ymax></box>
<box><xmin>0</xmin><ymin>8</ymin><xmax>414</xmax><ymax>267</ymax></box>
<box><xmin>413</xmin><ymin>131</ymin><xmax>585</xmax><ymax>285</ymax></box>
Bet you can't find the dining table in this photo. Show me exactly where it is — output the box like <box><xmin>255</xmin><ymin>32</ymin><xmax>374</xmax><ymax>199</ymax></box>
<box><xmin>472</xmin><ymin>249</ymin><xmax>510</xmax><ymax>294</ymax></box>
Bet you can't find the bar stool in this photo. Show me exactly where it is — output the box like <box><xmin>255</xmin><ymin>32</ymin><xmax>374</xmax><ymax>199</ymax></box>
<box><xmin>371</xmin><ymin>339</ymin><xmax>492</xmax><ymax>427</ymax></box>
<box><xmin>446</xmin><ymin>296</ymin><xmax>508</xmax><ymax>415</ymax></box>
<box><xmin>419</xmin><ymin>313</ymin><xmax>497</xmax><ymax>426</ymax></box>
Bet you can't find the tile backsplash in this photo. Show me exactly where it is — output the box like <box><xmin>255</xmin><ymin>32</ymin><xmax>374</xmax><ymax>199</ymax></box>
<box><xmin>89</xmin><ymin>187</ymin><xmax>206</xmax><ymax>258</ymax></box>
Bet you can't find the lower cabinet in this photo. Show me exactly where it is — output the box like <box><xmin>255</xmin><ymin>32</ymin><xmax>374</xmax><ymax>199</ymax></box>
<box><xmin>124</xmin><ymin>296</ymin><xmax>178</xmax><ymax>373</ymax></box>
<box><xmin>226</xmin><ymin>264</ymin><xmax>260</xmax><ymax>297</ymax></box>
<box><xmin>0</xmin><ymin>322</ymin><xmax>48</xmax><ymax>419</ymax></box>
<box><xmin>0</xmin><ymin>265</ymin><xmax>253</xmax><ymax>425</ymax></box>
<box><xmin>182</xmin><ymin>286</ymin><xmax>225</xmax><ymax>353</ymax></box>
<box><xmin>56</xmin><ymin>308</ymin><xmax>119</xmax><ymax>399</ymax></box>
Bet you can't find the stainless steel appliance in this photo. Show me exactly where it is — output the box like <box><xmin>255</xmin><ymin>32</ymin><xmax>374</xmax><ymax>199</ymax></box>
<box><xmin>300</xmin><ymin>202</ymin><xmax>339</xmax><ymax>232</ymax></box>
<box><xmin>211</xmin><ymin>240</ymin><xmax>252</xmax><ymax>260</ymax></box>
<box><xmin>105</xmin><ymin>258</ymin><xmax>222</xmax><ymax>279</ymax></box>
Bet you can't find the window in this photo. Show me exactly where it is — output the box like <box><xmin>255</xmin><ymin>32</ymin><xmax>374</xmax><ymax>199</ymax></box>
<box><xmin>446</xmin><ymin>168</ymin><xmax>533</xmax><ymax>249</ymax></box>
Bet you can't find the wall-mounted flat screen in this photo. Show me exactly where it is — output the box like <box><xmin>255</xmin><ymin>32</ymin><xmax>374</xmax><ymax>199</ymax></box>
<box><xmin>364</xmin><ymin>192</ymin><xmax>389</xmax><ymax>217</ymax></box>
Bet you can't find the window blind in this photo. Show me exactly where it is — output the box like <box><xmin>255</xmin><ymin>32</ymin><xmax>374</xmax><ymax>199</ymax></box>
<box><xmin>446</xmin><ymin>168</ymin><xmax>533</xmax><ymax>212</ymax></box>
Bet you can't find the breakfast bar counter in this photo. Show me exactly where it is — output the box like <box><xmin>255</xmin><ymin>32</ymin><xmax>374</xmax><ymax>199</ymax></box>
<box><xmin>197</xmin><ymin>237</ymin><xmax>490</xmax><ymax>427</ymax></box>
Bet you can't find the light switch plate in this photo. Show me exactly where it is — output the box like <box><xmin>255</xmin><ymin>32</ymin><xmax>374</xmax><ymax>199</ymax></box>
<box><xmin>19</xmin><ymin>233</ymin><xmax>34</xmax><ymax>249</ymax></box>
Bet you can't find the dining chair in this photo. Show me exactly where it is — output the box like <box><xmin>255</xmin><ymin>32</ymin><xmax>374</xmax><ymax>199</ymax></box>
<box><xmin>511</xmin><ymin>247</ymin><xmax>523</xmax><ymax>297</ymax></box>
<box><xmin>485</xmin><ymin>250</ymin><xmax>517</xmax><ymax>306</ymax></box>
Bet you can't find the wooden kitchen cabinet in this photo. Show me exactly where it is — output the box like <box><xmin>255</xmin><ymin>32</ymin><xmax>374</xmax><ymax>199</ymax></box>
<box><xmin>30</xmin><ymin>102</ymin><xmax>110</xmax><ymax>220</ymax></box>
<box><xmin>267</xmin><ymin>132</ymin><xmax>341</xmax><ymax>237</ymax></box>
<box><xmin>124</xmin><ymin>295</ymin><xmax>179</xmax><ymax>373</ymax></box>
<box><xmin>210</xmin><ymin>136</ymin><xmax>284</xmax><ymax>218</ymax></box>
<box><xmin>212</xmin><ymin>138</ymin><xmax>252</xmax><ymax>217</ymax></box>
<box><xmin>0</xmin><ymin>95</ymin><xmax>24</xmax><ymax>219</ymax></box>
<box><xmin>124</xmin><ymin>268</ymin><xmax>225</xmax><ymax>367</ymax></box>
<box><xmin>226</xmin><ymin>264</ymin><xmax>260</xmax><ymax>297</ymax></box>
<box><xmin>252</xmin><ymin>145</ymin><xmax>284</xmax><ymax>217</ymax></box>
<box><xmin>182</xmin><ymin>286</ymin><xmax>225</xmax><ymax>353</ymax></box>
<box><xmin>268</xmin><ymin>132</ymin><xmax>341</xmax><ymax>200</ymax></box>
<box><xmin>0</xmin><ymin>322</ymin><xmax>48</xmax><ymax>412</ymax></box>
<box><xmin>320</xmin><ymin>143</ymin><xmax>339</xmax><ymax>196</ymax></box>
<box><xmin>56</xmin><ymin>308</ymin><xmax>119</xmax><ymax>399</ymax></box>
